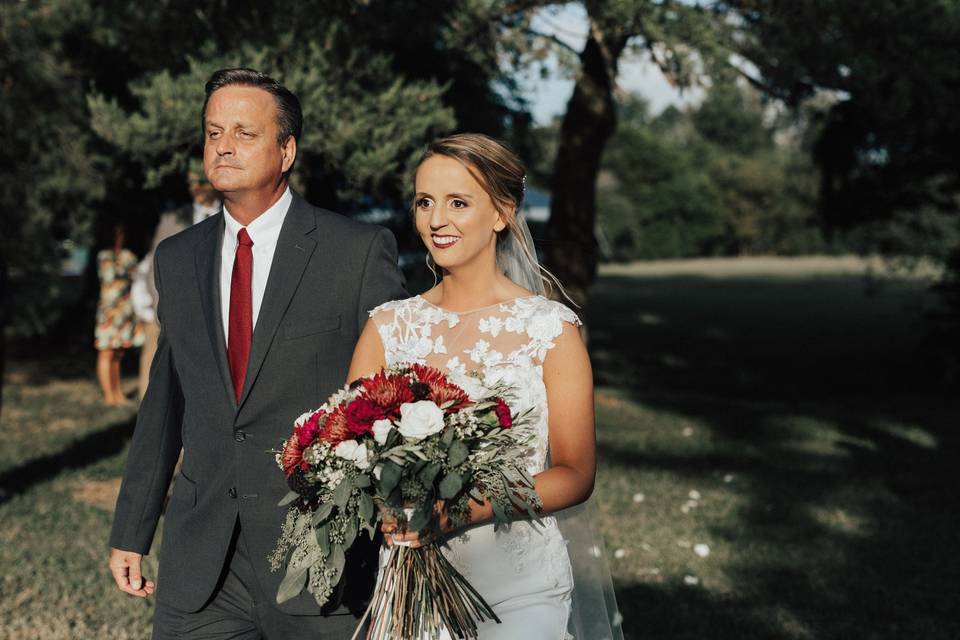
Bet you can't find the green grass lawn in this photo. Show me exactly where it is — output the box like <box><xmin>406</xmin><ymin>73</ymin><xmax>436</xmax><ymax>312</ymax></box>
<box><xmin>1</xmin><ymin>256</ymin><xmax>957</xmax><ymax>639</ymax></box>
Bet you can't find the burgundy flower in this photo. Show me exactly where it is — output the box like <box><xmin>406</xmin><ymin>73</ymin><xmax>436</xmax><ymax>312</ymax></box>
<box><xmin>319</xmin><ymin>408</ymin><xmax>351</xmax><ymax>445</ymax></box>
<box><xmin>296</xmin><ymin>410</ymin><xmax>325</xmax><ymax>448</ymax></box>
<box><xmin>361</xmin><ymin>371</ymin><xmax>415</xmax><ymax>419</ymax></box>
<box><xmin>494</xmin><ymin>398</ymin><xmax>513</xmax><ymax>429</ymax></box>
<box><xmin>344</xmin><ymin>398</ymin><xmax>385</xmax><ymax>437</ymax></box>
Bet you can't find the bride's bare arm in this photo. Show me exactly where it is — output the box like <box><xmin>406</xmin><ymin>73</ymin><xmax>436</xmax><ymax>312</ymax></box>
<box><xmin>469</xmin><ymin>321</ymin><xmax>595</xmax><ymax>522</ymax></box>
<box><xmin>346</xmin><ymin>318</ymin><xmax>387</xmax><ymax>383</ymax></box>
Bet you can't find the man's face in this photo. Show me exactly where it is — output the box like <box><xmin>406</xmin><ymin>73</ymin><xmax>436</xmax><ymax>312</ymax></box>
<box><xmin>202</xmin><ymin>85</ymin><xmax>295</xmax><ymax>196</ymax></box>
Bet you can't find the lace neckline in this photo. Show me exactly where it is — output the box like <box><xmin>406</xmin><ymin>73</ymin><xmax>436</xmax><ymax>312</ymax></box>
<box><xmin>415</xmin><ymin>294</ymin><xmax>540</xmax><ymax>316</ymax></box>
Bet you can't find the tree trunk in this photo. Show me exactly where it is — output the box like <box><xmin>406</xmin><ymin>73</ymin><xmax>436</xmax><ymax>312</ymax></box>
<box><xmin>545</xmin><ymin>27</ymin><xmax>625</xmax><ymax>311</ymax></box>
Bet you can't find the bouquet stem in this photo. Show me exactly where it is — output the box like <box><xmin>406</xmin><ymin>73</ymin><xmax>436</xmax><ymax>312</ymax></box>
<box><xmin>356</xmin><ymin>542</ymin><xmax>500</xmax><ymax>640</ymax></box>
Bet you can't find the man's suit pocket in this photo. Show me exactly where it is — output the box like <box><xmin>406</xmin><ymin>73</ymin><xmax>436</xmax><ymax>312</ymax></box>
<box><xmin>282</xmin><ymin>314</ymin><xmax>341</xmax><ymax>340</ymax></box>
<box><xmin>170</xmin><ymin>473</ymin><xmax>197</xmax><ymax>508</ymax></box>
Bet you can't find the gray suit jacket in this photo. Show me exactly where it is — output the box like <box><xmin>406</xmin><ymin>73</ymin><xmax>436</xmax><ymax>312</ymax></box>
<box><xmin>109</xmin><ymin>192</ymin><xmax>406</xmax><ymax>615</ymax></box>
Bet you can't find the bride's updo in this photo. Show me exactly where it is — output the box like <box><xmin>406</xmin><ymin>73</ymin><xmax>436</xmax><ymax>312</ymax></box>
<box><xmin>414</xmin><ymin>133</ymin><xmax>567</xmax><ymax>299</ymax></box>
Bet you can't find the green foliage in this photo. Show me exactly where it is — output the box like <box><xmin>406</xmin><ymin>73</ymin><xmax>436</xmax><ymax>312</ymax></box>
<box><xmin>88</xmin><ymin>37</ymin><xmax>455</xmax><ymax>201</ymax></box>
<box><xmin>729</xmin><ymin>0</ymin><xmax>960</xmax><ymax>262</ymax></box>
<box><xmin>597</xmin><ymin>83</ymin><xmax>822</xmax><ymax>260</ymax></box>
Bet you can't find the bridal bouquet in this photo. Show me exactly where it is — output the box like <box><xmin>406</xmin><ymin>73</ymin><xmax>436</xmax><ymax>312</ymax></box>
<box><xmin>270</xmin><ymin>363</ymin><xmax>542</xmax><ymax>639</ymax></box>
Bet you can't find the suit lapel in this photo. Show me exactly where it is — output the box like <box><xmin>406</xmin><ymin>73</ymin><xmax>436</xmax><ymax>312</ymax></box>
<box><xmin>194</xmin><ymin>214</ymin><xmax>237</xmax><ymax>410</ymax></box>
<box><xmin>237</xmin><ymin>194</ymin><xmax>318</xmax><ymax>410</ymax></box>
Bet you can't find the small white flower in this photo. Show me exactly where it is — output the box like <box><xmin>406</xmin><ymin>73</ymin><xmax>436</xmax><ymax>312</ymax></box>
<box><xmin>613</xmin><ymin>548</ymin><xmax>627</xmax><ymax>559</ymax></box>
<box><xmin>723</xmin><ymin>474</ymin><xmax>735</xmax><ymax>483</ymax></box>
<box><xmin>398</xmin><ymin>401</ymin><xmax>445</xmax><ymax>440</ymax></box>
<box><xmin>694</xmin><ymin>544</ymin><xmax>710</xmax><ymax>558</ymax></box>
<box><xmin>689</xmin><ymin>490</ymin><xmax>701</xmax><ymax>501</ymax></box>
<box><xmin>682</xmin><ymin>426</ymin><xmax>694</xmax><ymax>437</ymax></box>
<box><xmin>683</xmin><ymin>575</ymin><xmax>699</xmax><ymax>586</ymax></box>
<box><xmin>632</xmin><ymin>492</ymin><xmax>645</xmax><ymax>503</ymax></box>
<box><xmin>372</xmin><ymin>419</ymin><xmax>393</xmax><ymax>445</ymax></box>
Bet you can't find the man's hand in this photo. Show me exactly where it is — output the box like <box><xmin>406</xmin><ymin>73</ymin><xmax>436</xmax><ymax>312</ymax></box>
<box><xmin>109</xmin><ymin>548</ymin><xmax>155</xmax><ymax>597</ymax></box>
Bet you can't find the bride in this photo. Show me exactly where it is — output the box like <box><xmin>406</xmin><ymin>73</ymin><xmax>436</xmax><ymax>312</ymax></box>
<box><xmin>347</xmin><ymin>133</ymin><xmax>600</xmax><ymax>638</ymax></box>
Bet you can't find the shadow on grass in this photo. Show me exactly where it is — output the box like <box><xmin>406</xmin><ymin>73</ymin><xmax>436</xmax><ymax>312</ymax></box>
<box><xmin>590</xmin><ymin>272</ymin><xmax>960</xmax><ymax>639</ymax></box>
<box><xmin>0</xmin><ymin>416</ymin><xmax>134</xmax><ymax>505</ymax></box>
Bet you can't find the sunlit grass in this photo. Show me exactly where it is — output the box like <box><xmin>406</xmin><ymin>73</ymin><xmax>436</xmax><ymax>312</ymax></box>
<box><xmin>1</xmin><ymin>256</ymin><xmax>957</xmax><ymax>639</ymax></box>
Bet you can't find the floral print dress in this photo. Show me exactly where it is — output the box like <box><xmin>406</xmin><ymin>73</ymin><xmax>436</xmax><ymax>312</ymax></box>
<box><xmin>94</xmin><ymin>249</ymin><xmax>144</xmax><ymax>350</ymax></box>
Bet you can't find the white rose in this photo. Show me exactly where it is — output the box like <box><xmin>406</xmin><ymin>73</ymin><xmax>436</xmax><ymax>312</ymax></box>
<box><xmin>526</xmin><ymin>313</ymin><xmax>563</xmax><ymax>341</ymax></box>
<box><xmin>352</xmin><ymin>442</ymin><xmax>370</xmax><ymax>470</ymax></box>
<box><xmin>398</xmin><ymin>401</ymin><xmax>445</xmax><ymax>440</ymax></box>
<box><xmin>372</xmin><ymin>419</ymin><xmax>393</xmax><ymax>445</ymax></box>
<box><xmin>334</xmin><ymin>439</ymin><xmax>370</xmax><ymax>470</ymax></box>
<box><xmin>448</xmin><ymin>371</ymin><xmax>487</xmax><ymax>401</ymax></box>
<box><xmin>334</xmin><ymin>439</ymin><xmax>359</xmax><ymax>460</ymax></box>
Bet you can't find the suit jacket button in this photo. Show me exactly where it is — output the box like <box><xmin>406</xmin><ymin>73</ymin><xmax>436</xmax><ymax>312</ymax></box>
<box><xmin>228</xmin><ymin>487</ymin><xmax>237</xmax><ymax>499</ymax></box>
<box><xmin>234</xmin><ymin>430</ymin><xmax>246</xmax><ymax>442</ymax></box>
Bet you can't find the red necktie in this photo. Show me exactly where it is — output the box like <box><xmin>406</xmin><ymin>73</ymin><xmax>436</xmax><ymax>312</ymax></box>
<box><xmin>227</xmin><ymin>228</ymin><xmax>253</xmax><ymax>403</ymax></box>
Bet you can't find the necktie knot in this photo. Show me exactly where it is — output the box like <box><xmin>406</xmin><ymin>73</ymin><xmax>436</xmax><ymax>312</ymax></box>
<box><xmin>237</xmin><ymin>228</ymin><xmax>254</xmax><ymax>247</ymax></box>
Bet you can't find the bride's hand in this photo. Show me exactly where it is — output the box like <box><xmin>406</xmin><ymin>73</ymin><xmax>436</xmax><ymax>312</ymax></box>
<box><xmin>381</xmin><ymin>501</ymin><xmax>451</xmax><ymax>548</ymax></box>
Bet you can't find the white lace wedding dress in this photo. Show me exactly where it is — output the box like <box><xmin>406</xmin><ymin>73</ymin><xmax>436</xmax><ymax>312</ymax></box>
<box><xmin>369</xmin><ymin>294</ymin><xmax>582</xmax><ymax>639</ymax></box>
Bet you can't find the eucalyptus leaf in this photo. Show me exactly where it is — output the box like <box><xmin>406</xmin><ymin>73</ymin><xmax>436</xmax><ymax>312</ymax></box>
<box><xmin>439</xmin><ymin>472</ymin><xmax>463</xmax><ymax>499</ymax></box>
<box><xmin>447</xmin><ymin>441</ymin><xmax>469</xmax><ymax>467</ymax></box>
<box><xmin>278</xmin><ymin>490</ymin><xmax>299</xmax><ymax>507</ymax></box>
<box><xmin>358</xmin><ymin>492</ymin><xmax>374</xmax><ymax>523</ymax></box>
<box><xmin>332</xmin><ymin>478</ymin><xmax>352</xmax><ymax>509</ymax></box>
<box><xmin>440</xmin><ymin>428</ymin><xmax>455</xmax><ymax>447</ymax></box>
<box><xmin>378</xmin><ymin>460</ymin><xmax>402</xmax><ymax>495</ymax></box>
<box><xmin>343</xmin><ymin>514</ymin><xmax>358</xmax><ymax>548</ymax></box>
<box><xmin>352</xmin><ymin>474</ymin><xmax>371</xmax><ymax>488</ymax></box>
<box><xmin>418</xmin><ymin>462</ymin><xmax>441</xmax><ymax>487</ymax></box>
<box><xmin>276</xmin><ymin>562</ymin><xmax>308</xmax><ymax>604</ymax></box>
<box><xmin>315</xmin><ymin>523</ymin><xmax>330</xmax><ymax>556</ymax></box>
<box><xmin>311</xmin><ymin>502</ymin><xmax>334</xmax><ymax>526</ymax></box>
<box><xmin>328</xmin><ymin>543</ymin><xmax>346</xmax><ymax>583</ymax></box>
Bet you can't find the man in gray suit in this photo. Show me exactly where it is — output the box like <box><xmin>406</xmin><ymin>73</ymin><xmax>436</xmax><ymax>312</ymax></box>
<box><xmin>108</xmin><ymin>68</ymin><xmax>406</xmax><ymax>639</ymax></box>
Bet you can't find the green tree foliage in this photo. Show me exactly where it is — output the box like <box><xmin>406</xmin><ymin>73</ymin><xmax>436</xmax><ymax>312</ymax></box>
<box><xmin>726</xmin><ymin>0</ymin><xmax>960</xmax><ymax>258</ymax></box>
<box><xmin>598</xmin><ymin>83</ymin><xmax>821</xmax><ymax>260</ymax></box>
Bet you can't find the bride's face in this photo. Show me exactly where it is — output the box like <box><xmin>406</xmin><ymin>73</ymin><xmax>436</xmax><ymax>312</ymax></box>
<box><xmin>414</xmin><ymin>155</ymin><xmax>507</xmax><ymax>273</ymax></box>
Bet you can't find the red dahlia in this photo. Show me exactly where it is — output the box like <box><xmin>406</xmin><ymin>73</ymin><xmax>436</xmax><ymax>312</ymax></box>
<box><xmin>361</xmin><ymin>371</ymin><xmax>414</xmax><ymax>418</ymax></box>
<box><xmin>344</xmin><ymin>398</ymin><xmax>385</xmax><ymax>436</ymax></box>
<box><xmin>318</xmin><ymin>408</ymin><xmax>351</xmax><ymax>445</ymax></box>
<box><xmin>281</xmin><ymin>434</ymin><xmax>305</xmax><ymax>477</ymax></box>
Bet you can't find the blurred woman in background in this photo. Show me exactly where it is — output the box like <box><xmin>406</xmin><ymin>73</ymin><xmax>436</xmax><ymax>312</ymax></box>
<box><xmin>95</xmin><ymin>223</ymin><xmax>144</xmax><ymax>406</ymax></box>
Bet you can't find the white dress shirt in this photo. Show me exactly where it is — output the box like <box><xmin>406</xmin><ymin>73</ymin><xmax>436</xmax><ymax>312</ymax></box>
<box><xmin>193</xmin><ymin>199</ymin><xmax>221</xmax><ymax>225</ymax></box>
<box><xmin>221</xmin><ymin>188</ymin><xmax>292</xmax><ymax>342</ymax></box>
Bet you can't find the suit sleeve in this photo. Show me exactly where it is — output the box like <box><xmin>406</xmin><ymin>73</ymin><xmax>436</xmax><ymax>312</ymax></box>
<box><xmin>108</xmin><ymin>247</ymin><xmax>185</xmax><ymax>554</ymax></box>
<box><xmin>355</xmin><ymin>227</ymin><xmax>407</xmax><ymax>334</ymax></box>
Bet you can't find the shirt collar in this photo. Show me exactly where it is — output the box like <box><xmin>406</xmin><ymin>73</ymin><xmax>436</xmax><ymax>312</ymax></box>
<box><xmin>223</xmin><ymin>187</ymin><xmax>292</xmax><ymax>247</ymax></box>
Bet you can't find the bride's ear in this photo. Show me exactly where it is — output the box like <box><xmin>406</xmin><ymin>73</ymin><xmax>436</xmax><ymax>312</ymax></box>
<box><xmin>493</xmin><ymin>207</ymin><xmax>512</xmax><ymax>233</ymax></box>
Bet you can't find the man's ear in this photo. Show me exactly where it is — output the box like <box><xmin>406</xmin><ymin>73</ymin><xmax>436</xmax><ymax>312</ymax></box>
<box><xmin>281</xmin><ymin>136</ymin><xmax>297</xmax><ymax>173</ymax></box>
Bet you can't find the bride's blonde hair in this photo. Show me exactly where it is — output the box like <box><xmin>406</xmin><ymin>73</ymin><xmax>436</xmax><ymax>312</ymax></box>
<box><xmin>413</xmin><ymin>133</ymin><xmax>570</xmax><ymax>301</ymax></box>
